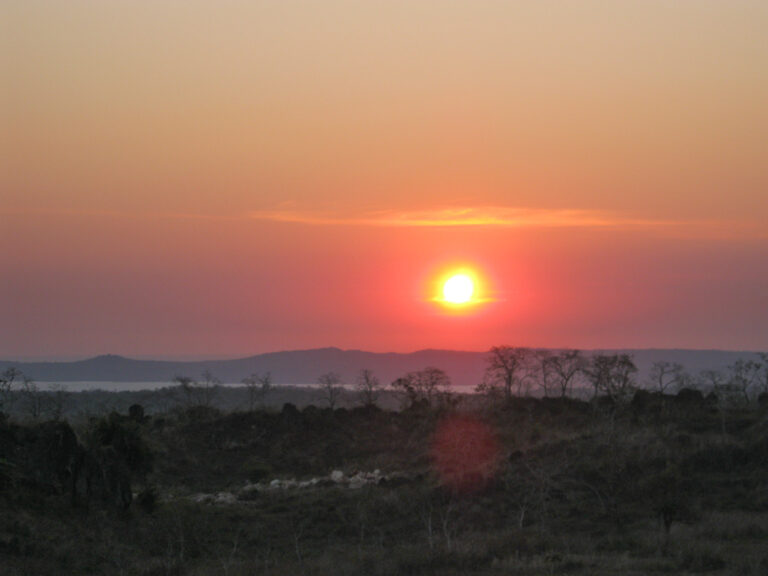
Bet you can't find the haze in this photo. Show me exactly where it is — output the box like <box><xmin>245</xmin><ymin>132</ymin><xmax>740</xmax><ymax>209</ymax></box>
<box><xmin>2</xmin><ymin>1</ymin><xmax>767</xmax><ymax>358</ymax></box>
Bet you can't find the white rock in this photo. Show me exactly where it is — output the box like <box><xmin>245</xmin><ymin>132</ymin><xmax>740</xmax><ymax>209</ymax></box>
<box><xmin>241</xmin><ymin>482</ymin><xmax>260</xmax><ymax>494</ymax></box>
<box><xmin>215</xmin><ymin>492</ymin><xmax>236</xmax><ymax>504</ymax></box>
<box><xmin>330</xmin><ymin>470</ymin><xmax>345</xmax><ymax>483</ymax></box>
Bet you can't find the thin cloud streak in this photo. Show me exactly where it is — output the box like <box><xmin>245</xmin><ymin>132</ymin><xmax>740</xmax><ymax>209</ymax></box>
<box><xmin>249</xmin><ymin>206</ymin><xmax>687</xmax><ymax>230</ymax></box>
<box><xmin>0</xmin><ymin>208</ymin><xmax>242</xmax><ymax>221</ymax></box>
<box><xmin>3</xmin><ymin>206</ymin><xmax>763</xmax><ymax>240</ymax></box>
<box><xmin>248</xmin><ymin>206</ymin><xmax>768</xmax><ymax>240</ymax></box>
<box><xmin>249</xmin><ymin>206</ymin><xmax>668</xmax><ymax>228</ymax></box>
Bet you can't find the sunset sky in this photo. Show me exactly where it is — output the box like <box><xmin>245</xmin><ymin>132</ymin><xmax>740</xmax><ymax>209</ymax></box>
<box><xmin>2</xmin><ymin>1</ymin><xmax>767</xmax><ymax>359</ymax></box>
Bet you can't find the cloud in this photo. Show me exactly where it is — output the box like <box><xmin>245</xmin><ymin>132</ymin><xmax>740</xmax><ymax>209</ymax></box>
<box><xmin>4</xmin><ymin>206</ymin><xmax>763</xmax><ymax>240</ymax></box>
<box><xmin>248</xmin><ymin>206</ymin><xmax>678</xmax><ymax>230</ymax></box>
<box><xmin>247</xmin><ymin>206</ymin><xmax>768</xmax><ymax>241</ymax></box>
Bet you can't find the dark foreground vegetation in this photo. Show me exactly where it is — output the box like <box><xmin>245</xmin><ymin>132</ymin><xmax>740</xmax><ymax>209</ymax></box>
<box><xmin>3</xmin><ymin>350</ymin><xmax>768</xmax><ymax>575</ymax></box>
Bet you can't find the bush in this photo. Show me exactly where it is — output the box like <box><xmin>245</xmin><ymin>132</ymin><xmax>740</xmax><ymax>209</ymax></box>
<box><xmin>136</xmin><ymin>485</ymin><xmax>158</xmax><ymax>514</ymax></box>
<box><xmin>242</xmin><ymin>457</ymin><xmax>272</xmax><ymax>482</ymax></box>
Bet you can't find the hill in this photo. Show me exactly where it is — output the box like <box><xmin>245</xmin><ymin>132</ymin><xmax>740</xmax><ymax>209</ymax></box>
<box><xmin>0</xmin><ymin>347</ymin><xmax>762</xmax><ymax>389</ymax></box>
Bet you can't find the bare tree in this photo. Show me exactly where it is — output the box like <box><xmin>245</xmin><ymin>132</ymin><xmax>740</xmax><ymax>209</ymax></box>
<box><xmin>647</xmin><ymin>361</ymin><xmax>686</xmax><ymax>394</ymax></box>
<box><xmin>584</xmin><ymin>354</ymin><xmax>637</xmax><ymax>402</ymax></box>
<box><xmin>174</xmin><ymin>370</ymin><xmax>220</xmax><ymax>408</ymax></box>
<box><xmin>607</xmin><ymin>355</ymin><xmax>637</xmax><ymax>401</ymax></box>
<box><xmin>157</xmin><ymin>385</ymin><xmax>181</xmax><ymax>413</ymax></box>
<box><xmin>174</xmin><ymin>375</ymin><xmax>197</xmax><ymax>407</ymax></box>
<box><xmin>215</xmin><ymin>528</ymin><xmax>241</xmax><ymax>576</ymax></box>
<box><xmin>355</xmin><ymin>368</ymin><xmax>382</xmax><ymax>408</ymax></box>
<box><xmin>200</xmin><ymin>370</ymin><xmax>220</xmax><ymax>407</ymax></box>
<box><xmin>541</xmin><ymin>350</ymin><xmax>586</xmax><ymax>398</ymax></box>
<box><xmin>757</xmin><ymin>353</ymin><xmax>768</xmax><ymax>395</ymax></box>
<box><xmin>318</xmin><ymin>371</ymin><xmax>343</xmax><ymax>409</ymax></box>
<box><xmin>697</xmin><ymin>369</ymin><xmax>725</xmax><ymax>391</ymax></box>
<box><xmin>242</xmin><ymin>372</ymin><xmax>273</xmax><ymax>411</ymax></box>
<box><xmin>0</xmin><ymin>367</ymin><xmax>22</xmax><ymax>415</ymax></box>
<box><xmin>476</xmin><ymin>346</ymin><xmax>532</xmax><ymax>401</ymax></box>
<box><xmin>391</xmin><ymin>366</ymin><xmax>452</xmax><ymax>408</ymax></box>
<box><xmin>437</xmin><ymin>494</ymin><xmax>455</xmax><ymax>551</ymax></box>
<box><xmin>414</xmin><ymin>487</ymin><xmax>454</xmax><ymax>551</ymax></box>
<box><xmin>583</xmin><ymin>354</ymin><xmax>611</xmax><ymax>399</ymax></box>
<box><xmin>47</xmin><ymin>383</ymin><xmax>69</xmax><ymax>420</ymax></box>
<box><xmin>22</xmin><ymin>375</ymin><xmax>45</xmax><ymax>420</ymax></box>
<box><xmin>727</xmin><ymin>359</ymin><xmax>762</xmax><ymax>403</ymax></box>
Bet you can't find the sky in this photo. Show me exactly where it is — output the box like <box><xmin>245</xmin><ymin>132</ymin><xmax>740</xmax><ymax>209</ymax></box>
<box><xmin>2</xmin><ymin>1</ymin><xmax>767</xmax><ymax>359</ymax></box>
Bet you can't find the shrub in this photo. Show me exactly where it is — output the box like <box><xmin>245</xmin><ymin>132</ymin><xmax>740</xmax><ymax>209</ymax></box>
<box><xmin>242</xmin><ymin>457</ymin><xmax>272</xmax><ymax>482</ymax></box>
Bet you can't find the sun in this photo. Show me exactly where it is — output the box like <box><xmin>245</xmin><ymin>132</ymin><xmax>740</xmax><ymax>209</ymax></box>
<box><xmin>443</xmin><ymin>274</ymin><xmax>474</xmax><ymax>304</ymax></box>
<box><xmin>430</xmin><ymin>266</ymin><xmax>491</xmax><ymax>310</ymax></box>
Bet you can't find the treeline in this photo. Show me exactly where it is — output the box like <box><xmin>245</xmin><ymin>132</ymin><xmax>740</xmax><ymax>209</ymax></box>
<box><xmin>471</xmin><ymin>347</ymin><xmax>768</xmax><ymax>406</ymax></box>
<box><xmin>158</xmin><ymin>348</ymin><xmax>768</xmax><ymax>413</ymax></box>
<box><xmin>2</xmin><ymin>348</ymin><xmax>768</xmax><ymax>422</ymax></box>
<box><xmin>0</xmin><ymin>407</ymin><xmax>153</xmax><ymax>513</ymax></box>
<box><xmin>4</xmin><ymin>349</ymin><xmax>768</xmax><ymax>574</ymax></box>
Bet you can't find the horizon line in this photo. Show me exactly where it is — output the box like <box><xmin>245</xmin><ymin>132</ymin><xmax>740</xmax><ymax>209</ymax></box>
<box><xmin>2</xmin><ymin>345</ymin><xmax>765</xmax><ymax>364</ymax></box>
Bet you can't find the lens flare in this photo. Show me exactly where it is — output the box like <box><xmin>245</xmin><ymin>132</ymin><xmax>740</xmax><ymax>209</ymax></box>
<box><xmin>431</xmin><ymin>414</ymin><xmax>500</xmax><ymax>494</ymax></box>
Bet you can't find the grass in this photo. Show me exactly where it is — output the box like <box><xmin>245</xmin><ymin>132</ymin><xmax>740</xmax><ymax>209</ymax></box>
<box><xmin>3</xmin><ymin>393</ymin><xmax>768</xmax><ymax>574</ymax></box>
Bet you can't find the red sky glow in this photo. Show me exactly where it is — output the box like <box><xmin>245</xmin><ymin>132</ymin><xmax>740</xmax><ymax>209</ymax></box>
<box><xmin>2</xmin><ymin>1</ymin><xmax>767</xmax><ymax>359</ymax></box>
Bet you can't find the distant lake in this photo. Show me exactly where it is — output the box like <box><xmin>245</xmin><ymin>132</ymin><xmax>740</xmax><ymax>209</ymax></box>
<box><xmin>41</xmin><ymin>381</ymin><xmax>192</xmax><ymax>392</ymax></box>
<box><xmin>40</xmin><ymin>381</ymin><xmax>347</xmax><ymax>393</ymax></box>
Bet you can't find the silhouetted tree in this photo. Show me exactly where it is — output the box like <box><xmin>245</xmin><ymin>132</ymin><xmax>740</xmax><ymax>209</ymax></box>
<box><xmin>47</xmin><ymin>383</ymin><xmax>69</xmax><ymax>421</ymax></box>
<box><xmin>20</xmin><ymin>420</ymin><xmax>81</xmax><ymax>503</ymax></box>
<box><xmin>83</xmin><ymin>411</ymin><xmax>153</xmax><ymax>509</ymax></box>
<box><xmin>0</xmin><ymin>367</ymin><xmax>22</xmax><ymax>415</ymax></box>
<box><xmin>759</xmin><ymin>352</ymin><xmax>768</xmax><ymax>395</ymax></box>
<box><xmin>476</xmin><ymin>346</ymin><xmax>532</xmax><ymax>401</ymax></box>
<box><xmin>355</xmin><ymin>368</ymin><xmax>382</xmax><ymax>408</ymax></box>
<box><xmin>392</xmin><ymin>366</ymin><xmax>452</xmax><ymax>408</ymax></box>
<box><xmin>317</xmin><ymin>372</ymin><xmax>343</xmax><ymax>409</ymax></box>
<box><xmin>541</xmin><ymin>349</ymin><xmax>587</xmax><ymax>398</ymax></box>
<box><xmin>697</xmin><ymin>368</ymin><xmax>725</xmax><ymax>391</ymax></box>
<box><xmin>584</xmin><ymin>354</ymin><xmax>637</xmax><ymax>401</ymax></box>
<box><xmin>647</xmin><ymin>361</ymin><xmax>687</xmax><ymax>394</ymax></box>
<box><xmin>174</xmin><ymin>370</ymin><xmax>220</xmax><ymax>408</ymax></box>
<box><xmin>242</xmin><ymin>372</ymin><xmax>273</xmax><ymax>411</ymax></box>
<box><xmin>128</xmin><ymin>403</ymin><xmax>145</xmax><ymax>422</ymax></box>
<box><xmin>21</xmin><ymin>374</ymin><xmax>46</xmax><ymax>421</ymax></box>
<box><xmin>727</xmin><ymin>358</ymin><xmax>762</xmax><ymax>402</ymax></box>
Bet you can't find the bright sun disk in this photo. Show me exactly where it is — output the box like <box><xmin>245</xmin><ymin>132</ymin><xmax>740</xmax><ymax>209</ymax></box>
<box><xmin>443</xmin><ymin>274</ymin><xmax>474</xmax><ymax>304</ymax></box>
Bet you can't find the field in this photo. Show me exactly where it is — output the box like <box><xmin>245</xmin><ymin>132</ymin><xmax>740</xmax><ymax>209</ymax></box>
<box><xmin>3</xmin><ymin>380</ymin><xmax>768</xmax><ymax>576</ymax></box>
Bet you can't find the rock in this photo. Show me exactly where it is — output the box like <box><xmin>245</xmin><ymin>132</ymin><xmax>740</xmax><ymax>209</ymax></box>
<box><xmin>241</xmin><ymin>482</ymin><xmax>260</xmax><ymax>494</ymax></box>
<box><xmin>330</xmin><ymin>470</ymin><xmax>345</xmax><ymax>483</ymax></box>
<box><xmin>215</xmin><ymin>492</ymin><xmax>236</xmax><ymax>504</ymax></box>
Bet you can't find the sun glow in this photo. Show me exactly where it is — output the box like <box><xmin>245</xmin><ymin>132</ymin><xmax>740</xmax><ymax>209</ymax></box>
<box><xmin>431</xmin><ymin>266</ymin><xmax>491</xmax><ymax>310</ymax></box>
<box><xmin>443</xmin><ymin>274</ymin><xmax>474</xmax><ymax>304</ymax></box>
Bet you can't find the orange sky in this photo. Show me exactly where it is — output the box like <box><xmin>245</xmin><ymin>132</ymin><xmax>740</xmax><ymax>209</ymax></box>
<box><xmin>2</xmin><ymin>1</ymin><xmax>767</xmax><ymax>358</ymax></box>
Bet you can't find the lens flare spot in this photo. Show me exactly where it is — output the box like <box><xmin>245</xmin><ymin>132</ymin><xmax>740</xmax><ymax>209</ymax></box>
<box><xmin>430</xmin><ymin>414</ymin><xmax>500</xmax><ymax>494</ymax></box>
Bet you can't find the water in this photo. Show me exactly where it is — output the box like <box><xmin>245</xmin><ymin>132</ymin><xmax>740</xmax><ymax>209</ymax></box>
<box><xmin>38</xmin><ymin>381</ymin><xmax>329</xmax><ymax>392</ymax></box>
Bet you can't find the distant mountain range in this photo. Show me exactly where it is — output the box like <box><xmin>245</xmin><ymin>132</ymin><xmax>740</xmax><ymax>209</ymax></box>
<box><xmin>0</xmin><ymin>348</ymin><xmax>762</xmax><ymax>389</ymax></box>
